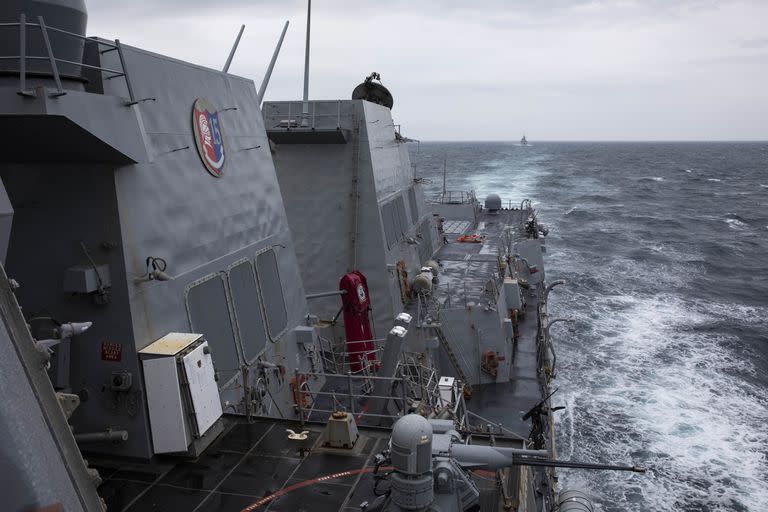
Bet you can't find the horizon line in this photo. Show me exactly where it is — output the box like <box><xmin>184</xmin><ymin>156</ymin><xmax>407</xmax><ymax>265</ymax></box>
<box><xmin>412</xmin><ymin>139</ymin><xmax>768</xmax><ymax>143</ymax></box>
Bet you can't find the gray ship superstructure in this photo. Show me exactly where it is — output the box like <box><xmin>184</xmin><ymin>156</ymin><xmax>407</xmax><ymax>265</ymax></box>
<box><xmin>0</xmin><ymin>0</ymin><xmax>321</xmax><ymax>460</ymax></box>
<box><xmin>0</xmin><ymin>2</ymin><xmax>645</xmax><ymax>512</ymax></box>
<box><xmin>264</xmin><ymin>90</ymin><xmax>437</xmax><ymax>343</ymax></box>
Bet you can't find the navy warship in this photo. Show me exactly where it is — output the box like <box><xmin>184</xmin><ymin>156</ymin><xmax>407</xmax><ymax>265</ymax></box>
<box><xmin>0</xmin><ymin>1</ymin><xmax>644</xmax><ymax>511</ymax></box>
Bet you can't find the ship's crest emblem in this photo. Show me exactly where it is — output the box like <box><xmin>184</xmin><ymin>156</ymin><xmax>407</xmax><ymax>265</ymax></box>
<box><xmin>192</xmin><ymin>98</ymin><xmax>226</xmax><ymax>177</ymax></box>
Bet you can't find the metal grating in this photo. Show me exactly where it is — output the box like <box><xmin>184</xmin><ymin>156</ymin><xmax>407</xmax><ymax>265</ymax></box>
<box><xmin>442</xmin><ymin>220</ymin><xmax>471</xmax><ymax>234</ymax></box>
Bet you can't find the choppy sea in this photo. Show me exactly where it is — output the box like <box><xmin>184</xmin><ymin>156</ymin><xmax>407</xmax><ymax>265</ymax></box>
<box><xmin>410</xmin><ymin>141</ymin><xmax>768</xmax><ymax>512</ymax></box>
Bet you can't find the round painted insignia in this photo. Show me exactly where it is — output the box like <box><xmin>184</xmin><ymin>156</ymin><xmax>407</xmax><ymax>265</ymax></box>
<box><xmin>356</xmin><ymin>283</ymin><xmax>366</xmax><ymax>302</ymax></box>
<box><xmin>192</xmin><ymin>98</ymin><xmax>226</xmax><ymax>177</ymax></box>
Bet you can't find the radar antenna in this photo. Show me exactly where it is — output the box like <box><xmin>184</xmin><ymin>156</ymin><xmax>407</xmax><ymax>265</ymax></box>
<box><xmin>352</xmin><ymin>72</ymin><xmax>394</xmax><ymax>109</ymax></box>
<box><xmin>301</xmin><ymin>0</ymin><xmax>312</xmax><ymax>126</ymax></box>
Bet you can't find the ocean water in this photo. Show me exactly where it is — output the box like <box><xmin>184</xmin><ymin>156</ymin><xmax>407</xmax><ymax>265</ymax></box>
<box><xmin>410</xmin><ymin>141</ymin><xmax>768</xmax><ymax>512</ymax></box>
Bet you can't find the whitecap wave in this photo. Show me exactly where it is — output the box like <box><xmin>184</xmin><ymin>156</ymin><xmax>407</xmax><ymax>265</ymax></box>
<box><xmin>725</xmin><ymin>218</ymin><xmax>747</xmax><ymax>229</ymax></box>
<box><xmin>708</xmin><ymin>178</ymin><xmax>722</xmax><ymax>182</ymax></box>
<box><xmin>554</xmin><ymin>292</ymin><xmax>768</xmax><ymax>512</ymax></box>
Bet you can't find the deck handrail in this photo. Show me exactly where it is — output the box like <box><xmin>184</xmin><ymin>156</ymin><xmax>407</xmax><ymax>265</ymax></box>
<box><xmin>263</xmin><ymin>99</ymin><xmax>350</xmax><ymax>131</ymax></box>
<box><xmin>0</xmin><ymin>14</ymin><xmax>138</xmax><ymax>103</ymax></box>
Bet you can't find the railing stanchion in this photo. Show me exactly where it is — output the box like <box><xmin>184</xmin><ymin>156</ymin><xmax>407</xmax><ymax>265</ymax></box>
<box><xmin>114</xmin><ymin>39</ymin><xmax>137</xmax><ymax>105</ymax></box>
<box><xmin>37</xmin><ymin>16</ymin><xmax>65</xmax><ymax>96</ymax></box>
<box><xmin>294</xmin><ymin>368</ymin><xmax>305</xmax><ymax>427</ymax></box>
<box><xmin>400</xmin><ymin>369</ymin><xmax>408</xmax><ymax>415</ymax></box>
<box><xmin>347</xmin><ymin>371</ymin><xmax>355</xmax><ymax>415</ymax></box>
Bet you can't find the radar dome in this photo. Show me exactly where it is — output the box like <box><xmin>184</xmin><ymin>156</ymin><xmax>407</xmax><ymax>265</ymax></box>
<box><xmin>485</xmin><ymin>193</ymin><xmax>502</xmax><ymax>211</ymax></box>
<box><xmin>390</xmin><ymin>414</ymin><xmax>433</xmax><ymax>475</ymax></box>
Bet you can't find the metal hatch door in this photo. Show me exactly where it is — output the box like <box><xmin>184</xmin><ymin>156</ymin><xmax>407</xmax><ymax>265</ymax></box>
<box><xmin>181</xmin><ymin>341</ymin><xmax>222</xmax><ymax>436</ymax></box>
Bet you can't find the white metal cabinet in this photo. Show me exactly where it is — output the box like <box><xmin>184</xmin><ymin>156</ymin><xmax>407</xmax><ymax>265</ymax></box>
<box><xmin>139</xmin><ymin>333</ymin><xmax>223</xmax><ymax>454</ymax></box>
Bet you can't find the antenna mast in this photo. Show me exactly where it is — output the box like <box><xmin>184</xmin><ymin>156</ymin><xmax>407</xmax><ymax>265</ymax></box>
<box><xmin>301</xmin><ymin>0</ymin><xmax>311</xmax><ymax>126</ymax></box>
<box><xmin>442</xmin><ymin>157</ymin><xmax>447</xmax><ymax>199</ymax></box>
<box><xmin>222</xmin><ymin>24</ymin><xmax>245</xmax><ymax>73</ymax></box>
<box><xmin>258</xmin><ymin>20</ymin><xmax>290</xmax><ymax>103</ymax></box>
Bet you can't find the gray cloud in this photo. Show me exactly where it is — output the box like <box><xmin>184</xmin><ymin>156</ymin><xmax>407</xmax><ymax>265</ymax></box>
<box><xmin>82</xmin><ymin>0</ymin><xmax>767</xmax><ymax>140</ymax></box>
<box><xmin>740</xmin><ymin>37</ymin><xmax>768</xmax><ymax>49</ymax></box>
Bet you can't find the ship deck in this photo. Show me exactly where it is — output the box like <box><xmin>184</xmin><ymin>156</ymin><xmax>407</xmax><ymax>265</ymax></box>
<box><xmin>431</xmin><ymin>207</ymin><xmax>546</xmax><ymax>439</ymax></box>
<box><xmin>92</xmin><ymin>417</ymin><xmax>521</xmax><ymax>512</ymax></box>
<box><xmin>91</xmin><ymin>206</ymin><xmax>549</xmax><ymax>512</ymax></box>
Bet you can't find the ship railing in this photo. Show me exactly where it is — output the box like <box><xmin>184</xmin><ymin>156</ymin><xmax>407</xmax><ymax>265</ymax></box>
<box><xmin>465</xmin><ymin>410</ymin><xmax>528</xmax><ymax>441</ymax></box>
<box><xmin>293</xmin><ymin>368</ymin><xmax>421</xmax><ymax>424</ymax></box>
<box><xmin>263</xmin><ymin>100</ymin><xmax>353</xmax><ymax>131</ymax></box>
<box><xmin>428</xmin><ymin>190</ymin><xmax>477</xmax><ymax>205</ymax></box>
<box><xmin>293</xmin><ymin>363</ymin><xmax>470</xmax><ymax>427</ymax></box>
<box><xmin>397</xmin><ymin>354</ymin><xmax>443</xmax><ymax>411</ymax></box>
<box><xmin>0</xmin><ymin>14</ymin><xmax>138</xmax><ymax>103</ymax></box>
<box><xmin>316</xmin><ymin>334</ymin><xmax>387</xmax><ymax>377</ymax></box>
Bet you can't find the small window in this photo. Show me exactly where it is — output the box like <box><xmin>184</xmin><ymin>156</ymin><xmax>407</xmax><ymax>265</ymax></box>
<box><xmin>256</xmin><ymin>249</ymin><xmax>288</xmax><ymax>337</ymax></box>
<box><xmin>186</xmin><ymin>274</ymin><xmax>240</xmax><ymax>385</ymax></box>
<box><xmin>228</xmin><ymin>261</ymin><xmax>268</xmax><ymax>361</ymax></box>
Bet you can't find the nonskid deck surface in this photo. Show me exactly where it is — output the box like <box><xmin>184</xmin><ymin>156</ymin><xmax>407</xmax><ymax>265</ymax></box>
<box><xmin>434</xmin><ymin>209</ymin><xmax>521</xmax><ymax>303</ymax></box>
<box><xmin>93</xmin><ymin>418</ymin><xmax>385</xmax><ymax>512</ymax></box>
<box><xmin>467</xmin><ymin>290</ymin><xmax>542</xmax><ymax>438</ymax></box>
<box><xmin>92</xmin><ymin>417</ymin><xmax>516</xmax><ymax>512</ymax></box>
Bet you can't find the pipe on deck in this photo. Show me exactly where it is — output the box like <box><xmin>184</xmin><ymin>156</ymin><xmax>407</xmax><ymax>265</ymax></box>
<box><xmin>74</xmin><ymin>430</ymin><xmax>128</xmax><ymax>443</ymax></box>
<box><xmin>305</xmin><ymin>289</ymin><xmax>347</xmax><ymax>300</ymax></box>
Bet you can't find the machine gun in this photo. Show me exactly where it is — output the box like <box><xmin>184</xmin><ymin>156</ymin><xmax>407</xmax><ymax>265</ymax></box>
<box><xmin>522</xmin><ymin>387</ymin><xmax>562</xmax><ymax>421</ymax></box>
<box><xmin>363</xmin><ymin>415</ymin><xmax>645</xmax><ymax>512</ymax></box>
<box><xmin>523</xmin><ymin>388</ymin><xmax>564</xmax><ymax>449</ymax></box>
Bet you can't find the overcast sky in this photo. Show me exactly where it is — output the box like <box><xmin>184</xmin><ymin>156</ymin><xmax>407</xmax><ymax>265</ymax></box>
<box><xmin>88</xmin><ymin>1</ymin><xmax>767</xmax><ymax>141</ymax></box>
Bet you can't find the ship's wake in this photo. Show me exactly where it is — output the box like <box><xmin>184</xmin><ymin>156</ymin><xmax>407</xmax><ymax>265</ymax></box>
<box><xmin>552</xmin><ymin>266</ymin><xmax>768</xmax><ymax>512</ymax></box>
<box><xmin>414</xmin><ymin>141</ymin><xmax>768</xmax><ymax>512</ymax></box>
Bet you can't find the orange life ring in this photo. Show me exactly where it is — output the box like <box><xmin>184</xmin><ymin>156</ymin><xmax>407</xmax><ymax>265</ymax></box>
<box><xmin>291</xmin><ymin>375</ymin><xmax>311</xmax><ymax>408</ymax></box>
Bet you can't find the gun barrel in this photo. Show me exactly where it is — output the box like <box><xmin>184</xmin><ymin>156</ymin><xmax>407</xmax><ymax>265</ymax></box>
<box><xmin>451</xmin><ymin>444</ymin><xmax>548</xmax><ymax>470</ymax></box>
<box><xmin>449</xmin><ymin>444</ymin><xmax>645</xmax><ymax>473</ymax></box>
<box><xmin>516</xmin><ymin>457</ymin><xmax>647</xmax><ymax>473</ymax></box>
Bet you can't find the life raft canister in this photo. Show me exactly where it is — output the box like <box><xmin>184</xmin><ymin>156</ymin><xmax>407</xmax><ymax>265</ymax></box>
<box><xmin>339</xmin><ymin>271</ymin><xmax>377</xmax><ymax>372</ymax></box>
<box><xmin>456</xmin><ymin>233</ymin><xmax>484</xmax><ymax>243</ymax></box>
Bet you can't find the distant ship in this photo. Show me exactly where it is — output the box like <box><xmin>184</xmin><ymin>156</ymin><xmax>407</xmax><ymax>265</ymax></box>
<box><xmin>521</xmin><ymin>134</ymin><xmax>529</xmax><ymax>145</ymax></box>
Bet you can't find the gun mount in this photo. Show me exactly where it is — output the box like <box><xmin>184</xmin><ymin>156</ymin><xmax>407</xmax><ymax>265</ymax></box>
<box><xmin>363</xmin><ymin>414</ymin><xmax>645</xmax><ymax>512</ymax></box>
